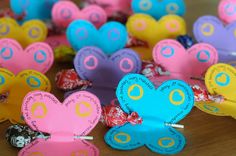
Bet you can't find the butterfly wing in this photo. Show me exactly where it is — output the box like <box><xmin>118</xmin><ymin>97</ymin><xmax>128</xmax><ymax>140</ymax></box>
<box><xmin>193</xmin><ymin>16</ymin><xmax>236</xmax><ymax>63</ymax></box>
<box><xmin>131</xmin><ymin>0</ymin><xmax>186</xmax><ymax>19</ymax></box>
<box><xmin>18</xmin><ymin>139</ymin><xmax>99</xmax><ymax>156</ymax></box>
<box><xmin>153</xmin><ymin>39</ymin><xmax>218</xmax><ymax>87</ymax></box>
<box><xmin>7</xmin><ymin>70</ymin><xmax>51</xmax><ymax>124</ymax></box>
<box><xmin>116</xmin><ymin>74</ymin><xmax>194</xmax><ymax>124</ymax></box>
<box><xmin>0</xmin><ymin>39</ymin><xmax>53</xmax><ymax>74</ymax></box>
<box><xmin>0</xmin><ymin>68</ymin><xmax>15</xmax><ymax>122</ymax></box>
<box><xmin>202</xmin><ymin>63</ymin><xmax>236</xmax><ymax>117</ymax></box>
<box><xmin>0</xmin><ymin>17</ymin><xmax>21</xmax><ymax>41</ymax></box>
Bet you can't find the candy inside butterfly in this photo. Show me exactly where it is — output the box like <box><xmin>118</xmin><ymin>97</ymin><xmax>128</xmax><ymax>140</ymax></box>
<box><xmin>105</xmin><ymin>74</ymin><xmax>194</xmax><ymax>155</ymax></box>
<box><xmin>18</xmin><ymin>91</ymin><xmax>101</xmax><ymax>156</ymax></box>
<box><xmin>0</xmin><ymin>68</ymin><xmax>51</xmax><ymax>124</ymax></box>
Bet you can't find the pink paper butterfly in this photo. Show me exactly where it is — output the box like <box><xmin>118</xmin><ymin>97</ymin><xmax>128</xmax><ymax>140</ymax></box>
<box><xmin>18</xmin><ymin>91</ymin><xmax>101</xmax><ymax>156</ymax></box>
<box><xmin>0</xmin><ymin>38</ymin><xmax>54</xmax><ymax>74</ymax></box>
<box><xmin>52</xmin><ymin>1</ymin><xmax>107</xmax><ymax>28</ymax></box>
<box><xmin>152</xmin><ymin>39</ymin><xmax>218</xmax><ymax>87</ymax></box>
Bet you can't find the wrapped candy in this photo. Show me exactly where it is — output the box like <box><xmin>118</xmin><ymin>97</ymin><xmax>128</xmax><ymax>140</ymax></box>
<box><xmin>177</xmin><ymin>35</ymin><xmax>195</xmax><ymax>49</ymax></box>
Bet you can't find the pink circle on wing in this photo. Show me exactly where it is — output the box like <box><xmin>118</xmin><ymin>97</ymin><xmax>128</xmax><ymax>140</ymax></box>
<box><xmin>119</xmin><ymin>58</ymin><xmax>134</xmax><ymax>73</ymax></box>
<box><xmin>84</xmin><ymin>55</ymin><xmax>99</xmax><ymax>70</ymax></box>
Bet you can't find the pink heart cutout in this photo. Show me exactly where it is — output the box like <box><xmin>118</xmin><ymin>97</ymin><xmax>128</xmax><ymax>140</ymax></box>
<box><xmin>152</xmin><ymin>39</ymin><xmax>218</xmax><ymax>86</ymax></box>
<box><xmin>0</xmin><ymin>38</ymin><xmax>54</xmax><ymax>74</ymax></box>
<box><xmin>52</xmin><ymin>1</ymin><xmax>107</xmax><ymax>28</ymax></box>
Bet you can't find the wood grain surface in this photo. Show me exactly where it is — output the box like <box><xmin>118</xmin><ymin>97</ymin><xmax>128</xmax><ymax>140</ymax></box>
<box><xmin>1</xmin><ymin>0</ymin><xmax>236</xmax><ymax>156</ymax></box>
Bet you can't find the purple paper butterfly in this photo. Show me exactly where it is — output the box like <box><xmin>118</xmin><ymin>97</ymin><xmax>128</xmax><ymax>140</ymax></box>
<box><xmin>193</xmin><ymin>15</ymin><xmax>236</xmax><ymax>63</ymax></box>
<box><xmin>66</xmin><ymin>46</ymin><xmax>141</xmax><ymax>106</ymax></box>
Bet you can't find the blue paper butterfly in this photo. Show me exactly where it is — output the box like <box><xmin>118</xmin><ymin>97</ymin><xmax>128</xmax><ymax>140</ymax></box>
<box><xmin>10</xmin><ymin>0</ymin><xmax>58</xmax><ymax>21</ymax></box>
<box><xmin>66</xmin><ymin>20</ymin><xmax>128</xmax><ymax>55</ymax></box>
<box><xmin>105</xmin><ymin>74</ymin><xmax>194</xmax><ymax>155</ymax></box>
<box><xmin>131</xmin><ymin>0</ymin><xmax>186</xmax><ymax>19</ymax></box>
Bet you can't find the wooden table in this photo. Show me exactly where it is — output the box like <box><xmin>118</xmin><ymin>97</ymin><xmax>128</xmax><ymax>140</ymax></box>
<box><xmin>1</xmin><ymin>0</ymin><xmax>236</xmax><ymax>156</ymax></box>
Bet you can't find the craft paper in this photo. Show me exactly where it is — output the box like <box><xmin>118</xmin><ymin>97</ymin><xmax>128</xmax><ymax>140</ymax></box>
<box><xmin>0</xmin><ymin>68</ymin><xmax>51</xmax><ymax>124</ymax></box>
<box><xmin>18</xmin><ymin>91</ymin><xmax>101</xmax><ymax>156</ymax></box>
<box><xmin>152</xmin><ymin>39</ymin><xmax>218</xmax><ymax>87</ymax></box>
<box><xmin>89</xmin><ymin>0</ymin><xmax>132</xmax><ymax>17</ymax></box>
<box><xmin>131</xmin><ymin>0</ymin><xmax>186</xmax><ymax>19</ymax></box>
<box><xmin>193</xmin><ymin>15</ymin><xmax>236</xmax><ymax>63</ymax></box>
<box><xmin>0</xmin><ymin>39</ymin><xmax>54</xmax><ymax>74</ymax></box>
<box><xmin>66</xmin><ymin>20</ymin><xmax>128</xmax><ymax>55</ymax></box>
<box><xmin>0</xmin><ymin>17</ymin><xmax>47</xmax><ymax>47</ymax></box>
<box><xmin>105</xmin><ymin>74</ymin><xmax>194</xmax><ymax>155</ymax></box>
<box><xmin>69</xmin><ymin>46</ymin><xmax>141</xmax><ymax>105</ymax></box>
<box><xmin>126</xmin><ymin>14</ymin><xmax>186</xmax><ymax>60</ymax></box>
<box><xmin>52</xmin><ymin>1</ymin><xmax>107</xmax><ymax>28</ymax></box>
<box><xmin>10</xmin><ymin>0</ymin><xmax>59</xmax><ymax>21</ymax></box>
<box><xmin>195</xmin><ymin>63</ymin><xmax>236</xmax><ymax>118</ymax></box>
<box><xmin>218</xmin><ymin>0</ymin><xmax>236</xmax><ymax>24</ymax></box>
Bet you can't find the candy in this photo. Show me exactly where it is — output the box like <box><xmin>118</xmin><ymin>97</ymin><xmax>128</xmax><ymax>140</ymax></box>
<box><xmin>177</xmin><ymin>35</ymin><xmax>194</xmax><ymax>49</ymax></box>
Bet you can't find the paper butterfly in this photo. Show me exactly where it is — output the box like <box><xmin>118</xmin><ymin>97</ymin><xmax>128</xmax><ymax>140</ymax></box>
<box><xmin>131</xmin><ymin>0</ymin><xmax>186</xmax><ymax>19</ymax></box>
<box><xmin>70</xmin><ymin>46</ymin><xmax>141</xmax><ymax>106</ymax></box>
<box><xmin>0</xmin><ymin>68</ymin><xmax>51</xmax><ymax>124</ymax></box>
<box><xmin>52</xmin><ymin>1</ymin><xmax>107</xmax><ymax>28</ymax></box>
<box><xmin>151</xmin><ymin>39</ymin><xmax>218</xmax><ymax>87</ymax></box>
<box><xmin>105</xmin><ymin>74</ymin><xmax>194</xmax><ymax>155</ymax></box>
<box><xmin>66</xmin><ymin>20</ymin><xmax>128</xmax><ymax>55</ymax></box>
<box><xmin>10</xmin><ymin>0</ymin><xmax>59</xmax><ymax>21</ymax></box>
<box><xmin>195</xmin><ymin>63</ymin><xmax>236</xmax><ymax>119</ymax></box>
<box><xmin>126</xmin><ymin>14</ymin><xmax>186</xmax><ymax>60</ymax></box>
<box><xmin>0</xmin><ymin>39</ymin><xmax>54</xmax><ymax>74</ymax></box>
<box><xmin>88</xmin><ymin>0</ymin><xmax>132</xmax><ymax>17</ymax></box>
<box><xmin>0</xmin><ymin>17</ymin><xmax>47</xmax><ymax>47</ymax></box>
<box><xmin>193</xmin><ymin>15</ymin><xmax>236</xmax><ymax>63</ymax></box>
<box><xmin>18</xmin><ymin>91</ymin><xmax>101</xmax><ymax>156</ymax></box>
<box><xmin>218</xmin><ymin>0</ymin><xmax>236</xmax><ymax>24</ymax></box>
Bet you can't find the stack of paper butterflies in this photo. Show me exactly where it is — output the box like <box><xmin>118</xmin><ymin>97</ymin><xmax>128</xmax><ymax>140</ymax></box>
<box><xmin>0</xmin><ymin>0</ymin><xmax>236</xmax><ymax>155</ymax></box>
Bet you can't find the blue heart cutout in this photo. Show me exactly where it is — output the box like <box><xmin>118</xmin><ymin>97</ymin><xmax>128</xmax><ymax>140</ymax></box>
<box><xmin>66</xmin><ymin>20</ymin><xmax>128</xmax><ymax>55</ymax></box>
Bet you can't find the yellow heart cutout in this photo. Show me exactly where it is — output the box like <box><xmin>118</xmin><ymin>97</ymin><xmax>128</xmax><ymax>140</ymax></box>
<box><xmin>0</xmin><ymin>17</ymin><xmax>47</xmax><ymax>47</ymax></box>
<box><xmin>195</xmin><ymin>63</ymin><xmax>236</xmax><ymax>118</ymax></box>
<box><xmin>126</xmin><ymin>14</ymin><xmax>186</xmax><ymax>60</ymax></box>
<box><xmin>0</xmin><ymin>68</ymin><xmax>51</xmax><ymax>124</ymax></box>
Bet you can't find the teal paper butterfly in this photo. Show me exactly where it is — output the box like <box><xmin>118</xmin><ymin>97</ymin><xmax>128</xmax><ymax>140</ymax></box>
<box><xmin>66</xmin><ymin>20</ymin><xmax>128</xmax><ymax>55</ymax></box>
<box><xmin>105</xmin><ymin>74</ymin><xmax>194</xmax><ymax>155</ymax></box>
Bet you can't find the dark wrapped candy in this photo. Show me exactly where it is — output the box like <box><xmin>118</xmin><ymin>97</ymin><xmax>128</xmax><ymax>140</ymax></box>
<box><xmin>177</xmin><ymin>35</ymin><xmax>195</xmax><ymax>49</ymax></box>
<box><xmin>6</xmin><ymin>125</ymin><xmax>40</xmax><ymax>148</ymax></box>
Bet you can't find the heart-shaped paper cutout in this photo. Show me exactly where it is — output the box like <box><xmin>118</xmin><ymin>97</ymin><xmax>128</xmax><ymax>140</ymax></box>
<box><xmin>195</xmin><ymin>63</ymin><xmax>236</xmax><ymax>118</ymax></box>
<box><xmin>10</xmin><ymin>0</ymin><xmax>59</xmax><ymax>22</ymax></box>
<box><xmin>18</xmin><ymin>90</ymin><xmax>100</xmax><ymax>156</ymax></box>
<box><xmin>105</xmin><ymin>74</ymin><xmax>194</xmax><ymax>155</ymax></box>
<box><xmin>0</xmin><ymin>68</ymin><xmax>51</xmax><ymax>124</ymax></box>
<box><xmin>66</xmin><ymin>20</ymin><xmax>128</xmax><ymax>55</ymax></box>
<box><xmin>219</xmin><ymin>0</ymin><xmax>236</xmax><ymax>24</ymax></box>
<box><xmin>126</xmin><ymin>14</ymin><xmax>186</xmax><ymax>60</ymax></box>
<box><xmin>193</xmin><ymin>15</ymin><xmax>236</xmax><ymax>63</ymax></box>
<box><xmin>52</xmin><ymin>1</ymin><xmax>107</xmax><ymax>28</ymax></box>
<box><xmin>0</xmin><ymin>17</ymin><xmax>47</xmax><ymax>47</ymax></box>
<box><xmin>72</xmin><ymin>46</ymin><xmax>141</xmax><ymax>105</ymax></box>
<box><xmin>152</xmin><ymin>39</ymin><xmax>218</xmax><ymax>87</ymax></box>
<box><xmin>0</xmin><ymin>39</ymin><xmax>54</xmax><ymax>74</ymax></box>
<box><xmin>131</xmin><ymin>0</ymin><xmax>186</xmax><ymax>19</ymax></box>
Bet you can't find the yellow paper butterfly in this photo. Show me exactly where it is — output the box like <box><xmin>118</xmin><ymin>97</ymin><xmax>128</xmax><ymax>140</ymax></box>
<box><xmin>0</xmin><ymin>17</ymin><xmax>47</xmax><ymax>47</ymax></box>
<box><xmin>195</xmin><ymin>63</ymin><xmax>236</xmax><ymax>119</ymax></box>
<box><xmin>126</xmin><ymin>14</ymin><xmax>186</xmax><ymax>60</ymax></box>
<box><xmin>0</xmin><ymin>68</ymin><xmax>51</xmax><ymax>124</ymax></box>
